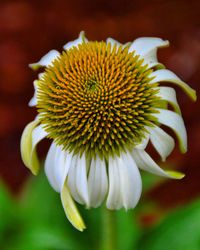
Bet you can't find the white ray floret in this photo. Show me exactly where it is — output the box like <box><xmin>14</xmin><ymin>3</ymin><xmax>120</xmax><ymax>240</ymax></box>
<box><xmin>63</xmin><ymin>31</ymin><xmax>88</xmax><ymax>50</ymax></box>
<box><xmin>158</xmin><ymin>86</ymin><xmax>181</xmax><ymax>114</ymax></box>
<box><xmin>131</xmin><ymin>149</ymin><xmax>185</xmax><ymax>179</ymax></box>
<box><xmin>154</xmin><ymin>108</ymin><xmax>187</xmax><ymax>153</ymax></box>
<box><xmin>129</xmin><ymin>37</ymin><xmax>169</xmax><ymax>69</ymax></box>
<box><xmin>148</xmin><ymin>125</ymin><xmax>175</xmax><ymax>161</ymax></box>
<box><xmin>150</xmin><ymin>69</ymin><xmax>196</xmax><ymax>101</ymax></box>
<box><xmin>88</xmin><ymin>156</ymin><xmax>108</xmax><ymax>208</ymax></box>
<box><xmin>29</xmin><ymin>50</ymin><xmax>60</xmax><ymax>70</ymax></box>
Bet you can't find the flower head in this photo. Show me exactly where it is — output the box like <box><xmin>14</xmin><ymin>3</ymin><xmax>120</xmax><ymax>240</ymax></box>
<box><xmin>21</xmin><ymin>32</ymin><xmax>196</xmax><ymax>231</ymax></box>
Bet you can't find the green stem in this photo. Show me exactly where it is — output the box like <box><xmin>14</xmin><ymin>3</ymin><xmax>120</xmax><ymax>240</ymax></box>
<box><xmin>101</xmin><ymin>208</ymin><xmax>117</xmax><ymax>250</ymax></box>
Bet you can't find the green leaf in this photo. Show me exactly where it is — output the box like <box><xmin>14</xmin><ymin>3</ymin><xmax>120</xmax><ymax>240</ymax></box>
<box><xmin>137</xmin><ymin>199</ymin><xmax>200</xmax><ymax>250</ymax></box>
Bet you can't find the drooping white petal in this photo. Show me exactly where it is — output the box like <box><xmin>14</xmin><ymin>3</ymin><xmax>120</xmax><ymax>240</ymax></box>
<box><xmin>135</xmin><ymin>133</ymin><xmax>150</xmax><ymax>150</ymax></box>
<box><xmin>75</xmin><ymin>154</ymin><xmax>89</xmax><ymax>206</ymax></box>
<box><xmin>129</xmin><ymin>37</ymin><xmax>169</xmax><ymax>69</ymax></box>
<box><xmin>149</xmin><ymin>69</ymin><xmax>197</xmax><ymax>101</ymax></box>
<box><xmin>67</xmin><ymin>155</ymin><xmax>84</xmax><ymax>205</ymax></box>
<box><xmin>88</xmin><ymin>156</ymin><xmax>108</xmax><ymax>208</ymax></box>
<box><xmin>29</xmin><ymin>73</ymin><xmax>45</xmax><ymax>107</ymax></box>
<box><xmin>131</xmin><ymin>149</ymin><xmax>184</xmax><ymax>179</ymax></box>
<box><xmin>63</xmin><ymin>31</ymin><xmax>88</xmax><ymax>50</ymax></box>
<box><xmin>149</xmin><ymin>125</ymin><xmax>175</xmax><ymax>161</ymax></box>
<box><xmin>61</xmin><ymin>183</ymin><xmax>86</xmax><ymax>231</ymax></box>
<box><xmin>154</xmin><ymin>108</ymin><xmax>187</xmax><ymax>153</ymax></box>
<box><xmin>29</xmin><ymin>50</ymin><xmax>60</xmax><ymax>70</ymax></box>
<box><xmin>45</xmin><ymin>142</ymin><xmax>59</xmax><ymax>192</ymax></box>
<box><xmin>53</xmin><ymin>147</ymin><xmax>73</xmax><ymax>192</ymax></box>
<box><xmin>32</xmin><ymin>124</ymin><xmax>48</xmax><ymax>149</ymax></box>
<box><xmin>56</xmin><ymin>152</ymin><xmax>73</xmax><ymax>191</ymax></box>
<box><xmin>118</xmin><ymin>152</ymin><xmax>142</xmax><ymax>210</ymax></box>
<box><xmin>158</xmin><ymin>86</ymin><xmax>181</xmax><ymax>114</ymax></box>
<box><xmin>106</xmin><ymin>157</ymin><xmax>122</xmax><ymax>209</ymax></box>
<box><xmin>20</xmin><ymin>118</ymin><xmax>47</xmax><ymax>175</ymax></box>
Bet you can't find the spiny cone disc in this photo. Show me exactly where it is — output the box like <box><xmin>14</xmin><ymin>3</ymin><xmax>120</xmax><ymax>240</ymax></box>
<box><xmin>37</xmin><ymin>41</ymin><xmax>161</xmax><ymax>159</ymax></box>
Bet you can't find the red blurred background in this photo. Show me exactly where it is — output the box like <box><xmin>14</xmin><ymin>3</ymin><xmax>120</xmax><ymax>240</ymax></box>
<box><xmin>0</xmin><ymin>0</ymin><xmax>199</xmax><ymax>209</ymax></box>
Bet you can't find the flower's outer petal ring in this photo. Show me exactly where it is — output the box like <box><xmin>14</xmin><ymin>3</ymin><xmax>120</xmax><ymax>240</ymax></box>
<box><xmin>63</xmin><ymin>31</ymin><xmax>88</xmax><ymax>50</ymax></box>
<box><xmin>20</xmin><ymin>120</ymin><xmax>47</xmax><ymax>175</ymax></box>
<box><xmin>131</xmin><ymin>149</ymin><xmax>185</xmax><ymax>179</ymax></box>
<box><xmin>154</xmin><ymin>108</ymin><xmax>187</xmax><ymax>153</ymax></box>
<box><xmin>61</xmin><ymin>183</ymin><xmax>86</xmax><ymax>231</ymax></box>
<box><xmin>88</xmin><ymin>156</ymin><xmax>108</xmax><ymax>208</ymax></box>
<box><xmin>106</xmin><ymin>157</ymin><xmax>122</xmax><ymax>209</ymax></box>
<box><xmin>29</xmin><ymin>50</ymin><xmax>60</xmax><ymax>70</ymax></box>
<box><xmin>129</xmin><ymin>37</ymin><xmax>169</xmax><ymax>69</ymax></box>
<box><xmin>150</xmin><ymin>69</ymin><xmax>197</xmax><ymax>101</ymax></box>
<box><xmin>118</xmin><ymin>152</ymin><xmax>142</xmax><ymax>210</ymax></box>
<box><xmin>149</xmin><ymin>125</ymin><xmax>175</xmax><ymax>161</ymax></box>
<box><xmin>158</xmin><ymin>86</ymin><xmax>181</xmax><ymax>114</ymax></box>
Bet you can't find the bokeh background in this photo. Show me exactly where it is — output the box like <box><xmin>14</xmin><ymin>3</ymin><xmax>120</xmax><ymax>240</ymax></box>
<box><xmin>0</xmin><ymin>0</ymin><xmax>200</xmax><ymax>249</ymax></box>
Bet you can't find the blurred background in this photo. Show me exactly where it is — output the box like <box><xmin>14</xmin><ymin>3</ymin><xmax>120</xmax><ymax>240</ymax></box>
<box><xmin>0</xmin><ymin>0</ymin><xmax>200</xmax><ymax>249</ymax></box>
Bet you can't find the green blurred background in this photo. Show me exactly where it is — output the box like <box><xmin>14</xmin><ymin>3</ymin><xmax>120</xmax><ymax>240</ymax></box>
<box><xmin>0</xmin><ymin>0</ymin><xmax>200</xmax><ymax>249</ymax></box>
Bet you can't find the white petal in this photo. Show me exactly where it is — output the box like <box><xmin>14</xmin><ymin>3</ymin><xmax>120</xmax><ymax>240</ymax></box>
<box><xmin>29</xmin><ymin>50</ymin><xmax>60</xmax><ymax>70</ymax></box>
<box><xmin>131</xmin><ymin>149</ymin><xmax>184</xmax><ymax>179</ymax></box>
<box><xmin>154</xmin><ymin>108</ymin><xmax>187</xmax><ymax>153</ymax></box>
<box><xmin>29</xmin><ymin>80</ymin><xmax>38</xmax><ymax>107</ymax></box>
<box><xmin>141</xmin><ymin>51</ymin><xmax>165</xmax><ymax>69</ymax></box>
<box><xmin>150</xmin><ymin>69</ymin><xmax>196</xmax><ymax>101</ymax></box>
<box><xmin>135</xmin><ymin>133</ymin><xmax>150</xmax><ymax>149</ymax></box>
<box><xmin>32</xmin><ymin>124</ymin><xmax>48</xmax><ymax>149</ymax></box>
<box><xmin>75</xmin><ymin>154</ymin><xmax>89</xmax><ymax>206</ymax></box>
<box><xmin>21</xmin><ymin>117</ymin><xmax>47</xmax><ymax>175</ymax></box>
<box><xmin>67</xmin><ymin>155</ymin><xmax>84</xmax><ymax>204</ymax></box>
<box><xmin>149</xmin><ymin>125</ymin><xmax>175</xmax><ymax>161</ymax></box>
<box><xmin>158</xmin><ymin>86</ymin><xmax>181</xmax><ymax>114</ymax></box>
<box><xmin>129</xmin><ymin>37</ymin><xmax>169</xmax><ymax>55</ymax></box>
<box><xmin>20</xmin><ymin>119</ymin><xmax>40</xmax><ymax>175</ymax></box>
<box><xmin>88</xmin><ymin>157</ymin><xmax>108</xmax><ymax>208</ymax></box>
<box><xmin>118</xmin><ymin>152</ymin><xmax>142</xmax><ymax>209</ymax></box>
<box><xmin>54</xmin><ymin>148</ymin><xmax>73</xmax><ymax>192</ymax></box>
<box><xmin>29</xmin><ymin>73</ymin><xmax>45</xmax><ymax>107</ymax></box>
<box><xmin>45</xmin><ymin>142</ymin><xmax>59</xmax><ymax>191</ymax></box>
<box><xmin>106</xmin><ymin>157</ymin><xmax>122</xmax><ymax>209</ymax></box>
<box><xmin>106</xmin><ymin>38</ymin><xmax>122</xmax><ymax>49</ymax></box>
<box><xmin>58</xmin><ymin>152</ymin><xmax>73</xmax><ymax>191</ymax></box>
<box><xmin>63</xmin><ymin>31</ymin><xmax>88</xmax><ymax>50</ymax></box>
<box><xmin>129</xmin><ymin>37</ymin><xmax>169</xmax><ymax>69</ymax></box>
<box><xmin>61</xmin><ymin>183</ymin><xmax>86</xmax><ymax>231</ymax></box>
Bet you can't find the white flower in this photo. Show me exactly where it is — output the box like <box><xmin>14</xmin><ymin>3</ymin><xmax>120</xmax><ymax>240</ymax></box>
<box><xmin>21</xmin><ymin>31</ymin><xmax>196</xmax><ymax>231</ymax></box>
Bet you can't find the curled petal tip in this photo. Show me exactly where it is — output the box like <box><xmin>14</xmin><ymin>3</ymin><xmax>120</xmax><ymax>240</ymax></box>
<box><xmin>29</xmin><ymin>63</ymin><xmax>40</xmax><ymax>71</ymax></box>
<box><xmin>165</xmin><ymin>170</ymin><xmax>185</xmax><ymax>179</ymax></box>
<box><xmin>61</xmin><ymin>184</ymin><xmax>86</xmax><ymax>231</ymax></box>
<box><xmin>191</xmin><ymin>89</ymin><xmax>197</xmax><ymax>102</ymax></box>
